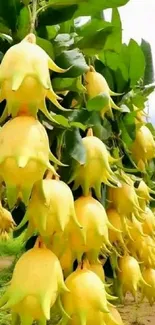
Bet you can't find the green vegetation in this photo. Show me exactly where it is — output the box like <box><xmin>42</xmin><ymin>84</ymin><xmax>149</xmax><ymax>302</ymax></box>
<box><xmin>0</xmin><ymin>234</ymin><xmax>24</xmax><ymax>257</ymax></box>
<box><xmin>0</xmin><ymin>0</ymin><xmax>154</xmax><ymax>324</ymax></box>
<box><xmin>0</xmin><ymin>234</ymin><xmax>24</xmax><ymax>324</ymax></box>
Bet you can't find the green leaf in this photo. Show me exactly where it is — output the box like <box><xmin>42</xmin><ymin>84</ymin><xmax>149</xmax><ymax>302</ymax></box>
<box><xmin>120</xmin><ymin>104</ymin><xmax>130</xmax><ymax>113</ymax></box>
<box><xmin>75</xmin><ymin>0</ymin><xmax>130</xmax><ymax>17</ymax></box>
<box><xmin>76</xmin><ymin>26</ymin><xmax>113</xmax><ymax>55</ymax></box>
<box><xmin>93</xmin><ymin>121</ymin><xmax>112</xmax><ymax>140</ymax></box>
<box><xmin>143</xmin><ymin>84</ymin><xmax>155</xmax><ymax>97</ymax></box>
<box><xmin>141</xmin><ymin>39</ymin><xmax>154</xmax><ymax>85</ymax></box>
<box><xmin>66</xmin><ymin>109</ymin><xmax>102</xmax><ymax>131</ymax></box>
<box><xmin>118</xmin><ymin>111</ymin><xmax>136</xmax><ymax>147</ymax></box>
<box><xmin>22</xmin><ymin>0</ymin><xmax>30</xmax><ymax>4</ymax></box>
<box><xmin>16</xmin><ymin>6</ymin><xmax>30</xmax><ymax>40</ymax></box>
<box><xmin>99</xmin><ymin>67</ymin><xmax>115</xmax><ymax>91</ymax></box>
<box><xmin>70</xmin><ymin>121</ymin><xmax>86</xmax><ymax>131</ymax></box>
<box><xmin>59</xmin><ymin>20</ymin><xmax>73</xmax><ymax>34</ymax></box>
<box><xmin>36</xmin><ymin>37</ymin><xmax>54</xmax><ymax>59</ymax></box>
<box><xmin>37</xmin><ymin>4</ymin><xmax>78</xmax><ymax>26</ymax></box>
<box><xmin>46</xmin><ymin>25</ymin><xmax>60</xmax><ymax>40</ymax></box>
<box><xmin>121</xmin><ymin>89</ymin><xmax>148</xmax><ymax>109</ymax></box>
<box><xmin>52</xmin><ymin>77</ymin><xmax>86</xmax><ymax>93</ymax></box>
<box><xmin>0</xmin><ymin>0</ymin><xmax>21</xmax><ymax>32</ymax></box>
<box><xmin>104</xmin><ymin>8</ymin><xmax>122</xmax><ymax>53</ymax></box>
<box><xmin>87</xmin><ymin>93</ymin><xmax>110</xmax><ymax>112</ymax></box>
<box><xmin>100</xmin><ymin>44</ymin><xmax>130</xmax><ymax>90</ymax></box>
<box><xmin>118</xmin><ymin>118</ymin><xmax>133</xmax><ymax>147</ymax></box>
<box><xmin>128</xmin><ymin>39</ymin><xmax>146</xmax><ymax>87</ymax></box>
<box><xmin>104</xmin><ymin>51</ymin><xmax>120</xmax><ymax>71</ymax></box>
<box><xmin>0</xmin><ymin>20</ymin><xmax>11</xmax><ymax>34</ymax></box>
<box><xmin>55</xmin><ymin>49</ymin><xmax>89</xmax><ymax>77</ymax></box>
<box><xmin>67</xmin><ymin>108</ymin><xmax>92</xmax><ymax>125</ymax></box>
<box><xmin>64</xmin><ymin>128</ymin><xmax>86</xmax><ymax>164</ymax></box>
<box><xmin>53</xmin><ymin>115</ymin><xmax>70</xmax><ymax>127</ymax></box>
<box><xmin>76</xmin><ymin>18</ymin><xmax>111</xmax><ymax>37</ymax></box>
<box><xmin>145</xmin><ymin>123</ymin><xmax>155</xmax><ymax>136</ymax></box>
<box><xmin>54</xmin><ymin>33</ymin><xmax>75</xmax><ymax>55</ymax></box>
<box><xmin>113</xmin><ymin>68</ymin><xmax>128</xmax><ymax>93</ymax></box>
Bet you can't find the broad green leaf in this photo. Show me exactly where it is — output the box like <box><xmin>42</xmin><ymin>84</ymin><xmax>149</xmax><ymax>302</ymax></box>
<box><xmin>54</xmin><ymin>33</ymin><xmax>75</xmax><ymax>55</ymax></box>
<box><xmin>128</xmin><ymin>39</ymin><xmax>146</xmax><ymax>87</ymax></box>
<box><xmin>70</xmin><ymin>121</ymin><xmax>86</xmax><ymax>131</ymax></box>
<box><xmin>118</xmin><ymin>62</ymin><xmax>128</xmax><ymax>82</ymax></box>
<box><xmin>120</xmin><ymin>104</ymin><xmax>130</xmax><ymax>113</ymax></box>
<box><xmin>93</xmin><ymin>123</ymin><xmax>112</xmax><ymax>140</ymax></box>
<box><xmin>64</xmin><ymin>128</ymin><xmax>86</xmax><ymax>164</ymax></box>
<box><xmin>119</xmin><ymin>111</ymin><xmax>136</xmax><ymax>147</ymax></box>
<box><xmin>47</xmin><ymin>0</ymin><xmax>81</xmax><ymax>4</ymax></box>
<box><xmin>75</xmin><ymin>0</ymin><xmax>130</xmax><ymax>17</ymax></box>
<box><xmin>0</xmin><ymin>0</ymin><xmax>21</xmax><ymax>32</ymax></box>
<box><xmin>59</xmin><ymin>20</ymin><xmax>73</xmax><ymax>34</ymax></box>
<box><xmin>121</xmin><ymin>89</ymin><xmax>147</xmax><ymax>109</ymax></box>
<box><xmin>0</xmin><ymin>21</ymin><xmax>11</xmax><ymax>35</ymax></box>
<box><xmin>16</xmin><ymin>6</ymin><xmax>30</xmax><ymax>40</ymax></box>
<box><xmin>44</xmin><ymin>0</ymin><xmax>130</xmax><ymax>18</ymax></box>
<box><xmin>100</xmin><ymin>44</ymin><xmax>129</xmax><ymax>83</ymax></box>
<box><xmin>66</xmin><ymin>109</ymin><xmax>102</xmax><ymax>130</ymax></box>
<box><xmin>46</xmin><ymin>25</ymin><xmax>60</xmax><ymax>40</ymax></box>
<box><xmin>67</xmin><ymin>109</ymin><xmax>92</xmax><ymax>125</ymax></box>
<box><xmin>53</xmin><ymin>115</ymin><xmax>70</xmax><ymax>127</ymax></box>
<box><xmin>143</xmin><ymin>84</ymin><xmax>155</xmax><ymax>97</ymax></box>
<box><xmin>120</xmin><ymin>43</ymin><xmax>130</xmax><ymax>68</ymax></box>
<box><xmin>22</xmin><ymin>0</ymin><xmax>30</xmax><ymax>4</ymax></box>
<box><xmin>145</xmin><ymin>123</ymin><xmax>155</xmax><ymax>136</ymax></box>
<box><xmin>52</xmin><ymin>77</ymin><xmax>86</xmax><ymax>93</ymax></box>
<box><xmin>76</xmin><ymin>26</ymin><xmax>113</xmax><ymax>55</ymax></box>
<box><xmin>141</xmin><ymin>39</ymin><xmax>154</xmax><ymax>85</ymax></box>
<box><xmin>113</xmin><ymin>68</ymin><xmax>128</xmax><ymax>93</ymax></box>
<box><xmin>104</xmin><ymin>51</ymin><xmax>120</xmax><ymax>71</ymax></box>
<box><xmin>100</xmin><ymin>67</ymin><xmax>115</xmax><ymax>91</ymax></box>
<box><xmin>87</xmin><ymin>93</ymin><xmax>110</xmax><ymax>112</ymax></box>
<box><xmin>36</xmin><ymin>37</ymin><xmax>54</xmax><ymax>59</ymax></box>
<box><xmin>76</xmin><ymin>18</ymin><xmax>112</xmax><ymax>37</ymax></box>
<box><xmin>118</xmin><ymin>118</ymin><xmax>133</xmax><ymax>147</ymax></box>
<box><xmin>104</xmin><ymin>8</ymin><xmax>122</xmax><ymax>53</ymax></box>
<box><xmin>55</xmin><ymin>49</ymin><xmax>89</xmax><ymax>77</ymax></box>
<box><xmin>37</xmin><ymin>4</ymin><xmax>78</xmax><ymax>26</ymax></box>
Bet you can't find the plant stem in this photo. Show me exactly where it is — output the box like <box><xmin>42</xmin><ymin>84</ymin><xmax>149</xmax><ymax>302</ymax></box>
<box><xmin>30</xmin><ymin>0</ymin><xmax>38</xmax><ymax>33</ymax></box>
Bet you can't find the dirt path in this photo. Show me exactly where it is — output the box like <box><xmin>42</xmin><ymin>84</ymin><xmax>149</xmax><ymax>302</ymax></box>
<box><xmin>118</xmin><ymin>293</ymin><xmax>155</xmax><ymax>325</ymax></box>
<box><xmin>0</xmin><ymin>256</ymin><xmax>15</xmax><ymax>271</ymax></box>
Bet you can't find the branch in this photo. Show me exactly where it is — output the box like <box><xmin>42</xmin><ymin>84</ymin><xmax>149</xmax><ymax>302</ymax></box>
<box><xmin>30</xmin><ymin>0</ymin><xmax>38</xmax><ymax>33</ymax></box>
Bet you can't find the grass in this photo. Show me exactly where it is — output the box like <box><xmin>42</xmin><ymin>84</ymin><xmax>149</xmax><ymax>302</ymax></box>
<box><xmin>0</xmin><ymin>233</ymin><xmax>24</xmax><ymax>325</ymax></box>
<box><xmin>0</xmin><ymin>267</ymin><xmax>13</xmax><ymax>325</ymax></box>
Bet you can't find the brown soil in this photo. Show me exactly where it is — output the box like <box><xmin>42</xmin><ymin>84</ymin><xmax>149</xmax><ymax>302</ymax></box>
<box><xmin>0</xmin><ymin>256</ymin><xmax>15</xmax><ymax>271</ymax></box>
<box><xmin>118</xmin><ymin>293</ymin><xmax>155</xmax><ymax>324</ymax></box>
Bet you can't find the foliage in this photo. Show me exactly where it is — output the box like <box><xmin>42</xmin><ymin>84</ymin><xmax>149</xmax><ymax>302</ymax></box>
<box><xmin>0</xmin><ymin>0</ymin><xmax>155</xmax><ymax>323</ymax></box>
<box><xmin>0</xmin><ymin>0</ymin><xmax>154</xmax><ymax>241</ymax></box>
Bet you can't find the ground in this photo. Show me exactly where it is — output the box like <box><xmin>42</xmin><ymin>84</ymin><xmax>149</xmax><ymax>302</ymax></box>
<box><xmin>0</xmin><ymin>243</ymin><xmax>155</xmax><ymax>325</ymax></box>
<box><xmin>119</xmin><ymin>293</ymin><xmax>155</xmax><ymax>325</ymax></box>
